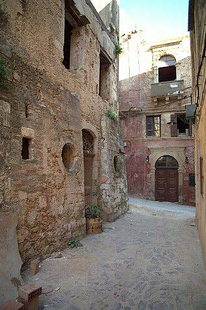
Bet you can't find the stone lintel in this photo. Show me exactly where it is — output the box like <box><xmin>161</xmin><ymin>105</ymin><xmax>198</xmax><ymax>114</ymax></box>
<box><xmin>21</xmin><ymin>127</ymin><xmax>35</xmax><ymax>139</ymax></box>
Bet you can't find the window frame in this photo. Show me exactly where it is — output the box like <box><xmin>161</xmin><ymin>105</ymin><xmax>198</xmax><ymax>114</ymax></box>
<box><xmin>170</xmin><ymin>113</ymin><xmax>192</xmax><ymax>137</ymax></box>
<box><xmin>146</xmin><ymin>115</ymin><xmax>161</xmax><ymax>137</ymax></box>
<box><xmin>158</xmin><ymin>55</ymin><xmax>176</xmax><ymax>82</ymax></box>
<box><xmin>99</xmin><ymin>50</ymin><xmax>112</xmax><ymax>99</ymax></box>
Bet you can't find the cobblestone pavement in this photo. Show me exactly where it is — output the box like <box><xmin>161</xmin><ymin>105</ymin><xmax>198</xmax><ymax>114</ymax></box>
<box><xmin>24</xmin><ymin>200</ymin><xmax>206</xmax><ymax>310</ymax></box>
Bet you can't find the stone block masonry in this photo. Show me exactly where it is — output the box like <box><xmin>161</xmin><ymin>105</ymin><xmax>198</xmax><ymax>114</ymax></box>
<box><xmin>0</xmin><ymin>0</ymin><xmax>128</xmax><ymax>273</ymax></box>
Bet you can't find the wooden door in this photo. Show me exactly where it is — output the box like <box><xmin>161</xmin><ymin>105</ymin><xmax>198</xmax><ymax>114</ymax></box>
<box><xmin>155</xmin><ymin>168</ymin><xmax>178</xmax><ymax>202</ymax></box>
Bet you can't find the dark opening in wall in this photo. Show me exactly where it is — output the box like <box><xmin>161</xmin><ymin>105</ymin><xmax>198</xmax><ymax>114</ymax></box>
<box><xmin>99</xmin><ymin>51</ymin><xmax>111</xmax><ymax>100</ymax></box>
<box><xmin>189</xmin><ymin>173</ymin><xmax>195</xmax><ymax>186</ymax></box>
<box><xmin>158</xmin><ymin>55</ymin><xmax>176</xmax><ymax>82</ymax></box>
<box><xmin>21</xmin><ymin>137</ymin><xmax>30</xmax><ymax>159</ymax></box>
<box><xmin>61</xmin><ymin>143</ymin><xmax>75</xmax><ymax>169</ymax></box>
<box><xmin>113</xmin><ymin>155</ymin><xmax>122</xmax><ymax>176</ymax></box>
<box><xmin>25</xmin><ymin>103</ymin><xmax>29</xmax><ymax>118</ymax></box>
<box><xmin>158</xmin><ymin>66</ymin><xmax>176</xmax><ymax>82</ymax></box>
<box><xmin>114</xmin><ymin>156</ymin><xmax>118</xmax><ymax>172</ymax></box>
<box><xmin>63</xmin><ymin>19</ymin><xmax>73</xmax><ymax>69</ymax></box>
<box><xmin>177</xmin><ymin>114</ymin><xmax>190</xmax><ymax>135</ymax></box>
<box><xmin>170</xmin><ymin>113</ymin><xmax>192</xmax><ymax>136</ymax></box>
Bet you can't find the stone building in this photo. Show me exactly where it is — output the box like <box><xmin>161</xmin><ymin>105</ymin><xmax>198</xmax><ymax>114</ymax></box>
<box><xmin>119</xmin><ymin>32</ymin><xmax>195</xmax><ymax>205</ymax></box>
<box><xmin>189</xmin><ymin>0</ymin><xmax>206</xmax><ymax>258</ymax></box>
<box><xmin>0</xmin><ymin>0</ymin><xmax>128</xmax><ymax>265</ymax></box>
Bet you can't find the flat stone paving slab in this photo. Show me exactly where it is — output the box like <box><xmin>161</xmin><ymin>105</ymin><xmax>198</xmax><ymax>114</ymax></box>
<box><xmin>24</xmin><ymin>201</ymin><xmax>206</xmax><ymax>310</ymax></box>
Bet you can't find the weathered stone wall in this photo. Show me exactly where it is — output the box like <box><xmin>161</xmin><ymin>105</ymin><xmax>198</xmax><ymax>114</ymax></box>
<box><xmin>0</xmin><ymin>0</ymin><xmax>128</xmax><ymax>264</ymax></box>
<box><xmin>119</xmin><ymin>34</ymin><xmax>195</xmax><ymax>206</ymax></box>
<box><xmin>91</xmin><ymin>0</ymin><xmax>119</xmax><ymax>32</ymax></box>
<box><xmin>189</xmin><ymin>0</ymin><xmax>206</xmax><ymax>259</ymax></box>
<box><xmin>100</xmin><ymin>116</ymin><xmax>128</xmax><ymax>221</ymax></box>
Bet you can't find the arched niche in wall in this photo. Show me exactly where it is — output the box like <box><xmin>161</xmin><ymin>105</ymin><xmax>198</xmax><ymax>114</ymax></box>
<box><xmin>59</xmin><ymin>135</ymin><xmax>80</xmax><ymax>174</ymax></box>
<box><xmin>61</xmin><ymin>143</ymin><xmax>75</xmax><ymax>169</ymax></box>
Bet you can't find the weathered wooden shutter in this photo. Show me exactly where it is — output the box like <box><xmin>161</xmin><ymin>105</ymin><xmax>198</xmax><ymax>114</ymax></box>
<box><xmin>170</xmin><ymin>114</ymin><xmax>177</xmax><ymax>137</ymax></box>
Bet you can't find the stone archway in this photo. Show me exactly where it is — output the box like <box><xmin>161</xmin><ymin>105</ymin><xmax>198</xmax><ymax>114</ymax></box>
<box><xmin>82</xmin><ymin>129</ymin><xmax>95</xmax><ymax>205</ymax></box>
<box><xmin>155</xmin><ymin>155</ymin><xmax>179</xmax><ymax>202</ymax></box>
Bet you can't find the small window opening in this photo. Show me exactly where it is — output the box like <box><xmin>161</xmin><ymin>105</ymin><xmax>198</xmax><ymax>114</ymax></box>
<box><xmin>63</xmin><ymin>19</ymin><xmax>73</xmax><ymax>69</ymax></box>
<box><xmin>25</xmin><ymin>104</ymin><xmax>29</xmax><ymax>118</ymax></box>
<box><xmin>113</xmin><ymin>155</ymin><xmax>122</xmax><ymax>175</ymax></box>
<box><xmin>189</xmin><ymin>173</ymin><xmax>195</xmax><ymax>187</ymax></box>
<box><xmin>177</xmin><ymin>114</ymin><xmax>189</xmax><ymax>136</ymax></box>
<box><xmin>21</xmin><ymin>137</ymin><xmax>30</xmax><ymax>159</ymax></box>
<box><xmin>158</xmin><ymin>55</ymin><xmax>176</xmax><ymax>82</ymax></box>
<box><xmin>99</xmin><ymin>52</ymin><xmax>111</xmax><ymax>100</ymax></box>
<box><xmin>114</xmin><ymin>156</ymin><xmax>118</xmax><ymax>172</ymax></box>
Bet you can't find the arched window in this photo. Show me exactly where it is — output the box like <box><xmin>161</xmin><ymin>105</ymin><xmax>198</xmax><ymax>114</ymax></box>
<box><xmin>158</xmin><ymin>55</ymin><xmax>176</xmax><ymax>82</ymax></box>
<box><xmin>155</xmin><ymin>155</ymin><xmax>178</xmax><ymax>168</ymax></box>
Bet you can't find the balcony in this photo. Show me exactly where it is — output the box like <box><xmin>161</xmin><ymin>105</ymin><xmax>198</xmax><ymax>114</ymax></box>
<box><xmin>151</xmin><ymin>80</ymin><xmax>184</xmax><ymax>102</ymax></box>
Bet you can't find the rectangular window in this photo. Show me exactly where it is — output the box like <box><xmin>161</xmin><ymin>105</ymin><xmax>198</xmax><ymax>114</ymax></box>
<box><xmin>189</xmin><ymin>173</ymin><xmax>195</xmax><ymax>187</ymax></box>
<box><xmin>63</xmin><ymin>18</ymin><xmax>73</xmax><ymax>69</ymax></box>
<box><xmin>146</xmin><ymin>115</ymin><xmax>161</xmax><ymax>137</ymax></box>
<box><xmin>177</xmin><ymin>114</ymin><xmax>190</xmax><ymax>136</ymax></box>
<box><xmin>21</xmin><ymin>137</ymin><xmax>31</xmax><ymax>160</ymax></box>
<box><xmin>158</xmin><ymin>66</ymin><xmax>176</xmax><ymax>82</ymax></box>
<box><xmin>170</xmin><ymin>113</ymin><xmax>192</xmax><ymax>137</ymax></box>
<box><xmin>99</xmin><ymin>51</ymin><xmax>111</xmax><ymax>100</ymax></box>
<box><xmin>200</xmin><ymin>157</ymin><xmax>204</xmax><ymax>196</ymax></box>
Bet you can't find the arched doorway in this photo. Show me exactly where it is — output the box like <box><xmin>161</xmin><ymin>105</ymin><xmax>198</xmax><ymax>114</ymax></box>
<box><xmin>82</xmin><ymin>129</ymin><xmax>95</xmax><ymax>205</ymax></box>
<box><xmin>155</xmin><ymin>155</ymin><xmax>179</xmax><ymax>202</ymax></box>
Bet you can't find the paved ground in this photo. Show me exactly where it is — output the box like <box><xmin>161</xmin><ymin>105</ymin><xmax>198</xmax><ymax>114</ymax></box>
<box><xmin>24</xmin><ymin>199</ymin><xmax>206</xmax><ymax>310</ymax></box>
<box><xmin>129</xmin><ymin>197</ymin><xmax>195</xmax><ymax>219</ymax></box>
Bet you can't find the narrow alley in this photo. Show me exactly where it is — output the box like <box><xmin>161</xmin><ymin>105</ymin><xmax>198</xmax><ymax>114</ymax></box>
<box><xmin>1</xmin><ymin>1</ymin><xmax>206</xmax><ymax>309</ymax></box>
<box><xmin>24</xmin><ymin>200</ymin><xmax>206</xmax><ymax>310</ymax></box>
